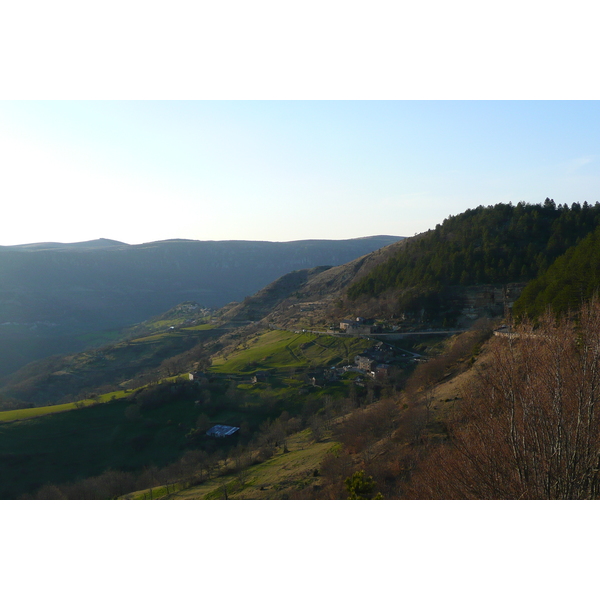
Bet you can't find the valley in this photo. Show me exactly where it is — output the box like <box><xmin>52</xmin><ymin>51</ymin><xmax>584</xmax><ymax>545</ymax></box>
<box><xmin>0</xmin><ymin>235</ymin><xmax>401</xmax><ymax>377</ymax></box>
<box><xmin>4</xmin><ymin>200</ymin><xmax>600</xmax><ymax>500</ymax></box>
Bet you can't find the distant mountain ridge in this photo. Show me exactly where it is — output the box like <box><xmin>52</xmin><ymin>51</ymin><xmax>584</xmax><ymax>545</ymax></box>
<box><xmin>0</xmin><ymin>238</ymin><xmax>128</xmax><ymax>251</ymax></box>
<box><xmin>0</xmin><ymin>235</ymin><xmax>400</xmax><ymax>251</ymax></box>
<box><xmin>0</xmin><ymin>234</ymin><xmax>402</xmax><ymax>376</ymax></box>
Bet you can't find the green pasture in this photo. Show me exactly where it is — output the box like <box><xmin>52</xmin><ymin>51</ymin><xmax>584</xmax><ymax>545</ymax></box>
<box><xmin>0</xmin><ymin>390</ymin><xmax>130</xmax><ymax>423</ymax></box>
<box><xmin>129</xmin><ymin>332</ymin><xmax>172</xmax><ymax>343</ymax></box>
<box><xmin>4</xmin><ymin>324</ymin><xmax>222</xmax><ymax>408</ymax></box>
<box><xmin>0</xmin><ymin>373</ymin><xmax>195</xmax><ymax>424</ymax></box>
<box><xmin>129</xmin><ymin>322</ymin><xmax>215</xmax><ymax>342</ymax></box>
<box><xmin>181</xmin><ymin>323</ymin><xmax>215</xmax><ymax>332</ymax></box>
<box><xmin>210</xmin><ymin>329</ymin><xmax>372</xmax><ymax>374</ymax></box>
<box><xmin>125</xmin><ymin>313</ymin><xmax>212</xmax><ymax>338</ymax></box>
<box><xmin>127</xmin><ymin>322</ymin><xmax>216</xmax><ymax>344</ymax></box>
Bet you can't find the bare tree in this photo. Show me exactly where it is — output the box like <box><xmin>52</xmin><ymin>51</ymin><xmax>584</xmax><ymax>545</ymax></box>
<box><xmin>407</xmin><ymin>300</ymin><xmax>600</xmax><ymax>499</ymax></box>
<box><xmin>309</xmin><ymin>414</ymin><xmax>325</xmax><ymax>442</ymax></box>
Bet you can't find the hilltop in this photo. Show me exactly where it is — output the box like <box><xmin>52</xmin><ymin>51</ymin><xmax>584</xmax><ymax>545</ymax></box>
<box><xmin>345</xmin><ymin>200</ymin><xmax>600</xmax><ymax>320</ymax></box>
<box><xmin>0</xmin><ymin>238</ymin><xmax>127</xmax><ymax>251</ymax></box>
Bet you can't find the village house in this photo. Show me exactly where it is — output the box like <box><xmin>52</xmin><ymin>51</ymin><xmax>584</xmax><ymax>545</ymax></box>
<box><xmin>375</xmin><ymin>364</ymin><xmax>391</xmax><ymax>380</ymax></box>
<box><xmin>305</xmin><ymin>373</ymin><xmax>325</xmax><ymax>387</ymax></box>
<box><xmin>355</xmin><ymin>354</ymin><xmax>377</xmax><ymax>372</ymax></box>
<box><xmin>251</xmin><ymin>371</ymin><xmax>269</xmax><ymax>384</ymax></box>
<box><xmin>188</xmin><ymin>372</ymin><xmax>208</xmax><ymax>384</ymax></box>
<box><xmin>340</xmin><ymin>321</ymin><xmax>375</xmax><ymax>334</ymax></box>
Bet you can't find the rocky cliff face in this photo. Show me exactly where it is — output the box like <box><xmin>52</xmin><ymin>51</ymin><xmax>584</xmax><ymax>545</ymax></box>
<box><xmin>453</xmin><ymin>283</ymin><xmax>527</xmax><ymax>324</ymax></box>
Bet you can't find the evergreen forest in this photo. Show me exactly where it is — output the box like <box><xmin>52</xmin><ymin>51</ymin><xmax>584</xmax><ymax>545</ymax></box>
<box><xmin>514</xmin><ymin>223</ymin><xmax>600</xmax><ymax>318</ymax></box>
<box><xmin>347</xmin><ymin>199</ymin><xmax>600</xmax><ymax>300</ymax></box>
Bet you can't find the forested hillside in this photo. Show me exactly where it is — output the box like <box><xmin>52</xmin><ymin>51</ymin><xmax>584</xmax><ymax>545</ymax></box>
<box><xmin>347</xmin><ymin>200</ymin><xmax>600</xmax><ymax>300</ymax></box>
<box><xmin>514</xmin><ymin>224</ymin><xmax>600</xmax><ymax>318</ymax></box>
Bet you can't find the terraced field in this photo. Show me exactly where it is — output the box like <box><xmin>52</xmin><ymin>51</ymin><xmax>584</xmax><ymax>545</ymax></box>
<box><xmin>210</xmin><ymin>329</ymin><xmax>372</xmax><ymax>374</ymax></box>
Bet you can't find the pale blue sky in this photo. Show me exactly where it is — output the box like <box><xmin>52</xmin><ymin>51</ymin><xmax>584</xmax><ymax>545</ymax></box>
<box><xmin>1</xmin><ymin>101</ymin><xmax>599</xmax><ymax>246</ymax></box>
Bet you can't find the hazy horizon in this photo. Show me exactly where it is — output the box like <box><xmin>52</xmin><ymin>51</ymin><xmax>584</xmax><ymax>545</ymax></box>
<box><xmin>1</xmin><ymin>101</ymin><xmax>599</xmax><ymax>247</ymax></box>
<box><xmin>0</xmin><ymin>232</ymin><xmax>402</xmax><ymax>248</ymax></box>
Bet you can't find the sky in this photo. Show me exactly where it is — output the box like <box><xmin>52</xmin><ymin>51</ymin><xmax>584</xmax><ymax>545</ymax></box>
<box><xmin>1</xmin><ymin>100</ymin><xmax>599</xmax><ymax>246</ymax></box>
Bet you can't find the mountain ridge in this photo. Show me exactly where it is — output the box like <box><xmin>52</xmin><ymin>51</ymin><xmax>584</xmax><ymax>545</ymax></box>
<box><xmin>0</xmin><ymin>234</ymin><xmax>401</xmax><ymax>252</ymax></box>
<box><xmin>0</xmin><ymin>234</ymin><xmax>403</xmax><ymax>376</ymax></box>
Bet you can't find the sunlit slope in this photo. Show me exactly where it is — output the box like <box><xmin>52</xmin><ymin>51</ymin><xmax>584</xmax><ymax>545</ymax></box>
<box><xmin>0</xmin><ymin>390</ymin><xmax>130</xmax><ymax>423</ymax></box>
<box><xmin>222</xmin><ymin>238</ymin><xmax>409</xmax><ymax>328</ymax></box>
<box><xmin>210</xmin><ymin>329</ymin><xmax>372</xmax><ymax>374</ymax></box>
<box><xmin>124</xmin><ymin>429</ymin><xmax>339</xmax><ymax>500</ymax></box>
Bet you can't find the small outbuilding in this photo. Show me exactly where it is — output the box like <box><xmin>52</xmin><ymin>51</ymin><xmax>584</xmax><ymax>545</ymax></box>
<box><xmin>252</xmin><ymin>371</ymin><xmax>269</xmax><ymax>384</ymax></box>
<box><xmin>206</xmin><ymin>425</ymin><xmax>240</xmax><ymax>438</ymax></box>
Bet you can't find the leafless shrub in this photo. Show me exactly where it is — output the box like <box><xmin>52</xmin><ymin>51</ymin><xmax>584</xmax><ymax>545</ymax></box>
<box><xmin>407</xmin><ymin>300</ymin><xmax>600</xmax><ymax>499</ymax></box>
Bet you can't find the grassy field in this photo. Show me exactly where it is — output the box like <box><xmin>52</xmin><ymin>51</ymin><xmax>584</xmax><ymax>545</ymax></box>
<box><xmin>120</xmin><ymin>321</ymin><xmax>216</xmax><ymax>344</ymax></box>
<box><xmin>181</xmin><ymin>323</ymin><xmax>216</xmax><ymax>332</ymax></box>
<box><xmin>0</xmin><ymin>390</ymin><xmax>131</xmax><ymax>423</ymax></box>
<box><xmin>74</xmin><ymin>329</ymin><xmax>126</xmax><ymax>347</ymax></box>
<box><xmin>1</xmin><ymin>328</ymin><xmax>366</xmax><ymax>423</ymax></box>
<box><xmin>122</xmin><ymin>304</ymin><xmax>213</xmax><ymax>338</ymax></box>
<box><xmin>123</xmin><ymin>428</ymin><xmax>340</xmax><ymax>500</ymax></box>
<box><xmin>211</xmin><ymin>329</ymin><xmax>371</xmax><ymax>374</ymax></box>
